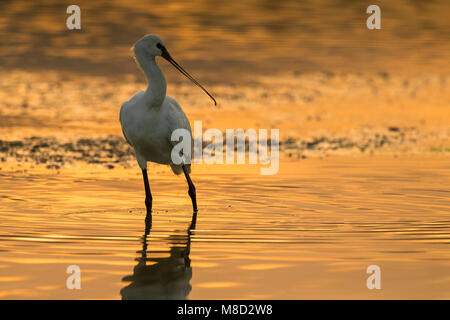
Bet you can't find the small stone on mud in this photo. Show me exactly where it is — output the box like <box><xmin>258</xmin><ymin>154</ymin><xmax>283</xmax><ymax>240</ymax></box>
<box><xmin>388</xmin><ymin>126</ymin><xmax>400</xmax><ymax>132</ymax></box>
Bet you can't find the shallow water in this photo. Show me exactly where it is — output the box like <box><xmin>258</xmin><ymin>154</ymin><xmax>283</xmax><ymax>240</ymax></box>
<box><xmin>0</xmin><ymin>155</ymin><xmax>449</xmax><ymax>299</ymax></box>
<box><xmin>0</xmin><ymin>0</ymin><xmax>448</xmax><ymax>301</ymax></box>
<box><xmin>1</xmin><ymin>0</ymin><xmax>449</xmax><ymax>79</ymax></box>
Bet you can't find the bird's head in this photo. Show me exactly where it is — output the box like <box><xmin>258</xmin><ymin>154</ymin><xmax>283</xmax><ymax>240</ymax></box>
<box><xmin>133</xmin><ymin>34</ymin><xmax>216</xmax><ymax>106</ymax></box>
<box><xmin>133</xmin><ymin>34</ymin><xmax>165</xmax><ymax>57</ymax></box>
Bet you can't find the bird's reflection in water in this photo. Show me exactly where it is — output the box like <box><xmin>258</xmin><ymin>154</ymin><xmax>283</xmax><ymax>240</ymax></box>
<box><xmin>121</xmin><ymin>212</ymin><xmax>197</xmax><ymax>300</ymax></box>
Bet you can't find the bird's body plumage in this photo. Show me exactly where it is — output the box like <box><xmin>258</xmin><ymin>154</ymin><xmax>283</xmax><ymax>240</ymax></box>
<box><xmin>120</xmin><ymin>92</ymin><xmax>192</xmax><ymax>175</ymax></box>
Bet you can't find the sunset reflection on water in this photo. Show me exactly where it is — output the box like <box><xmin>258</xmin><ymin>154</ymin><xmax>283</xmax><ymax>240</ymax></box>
<box><xmin>0</xmin><ymin>0</ymin><xmax>449</xmax><ymax>299</ymax></box>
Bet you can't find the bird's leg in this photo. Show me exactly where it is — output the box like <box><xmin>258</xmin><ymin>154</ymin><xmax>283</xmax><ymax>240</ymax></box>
<box><xmin>182</xmin><ymin>165</ymin><xmax>198</xmax><ymax>213</ymax></box>
<box><xmin>142</xmin><ymin>169</ymin><xmax>152</xmax><ymax>216</ymax></box>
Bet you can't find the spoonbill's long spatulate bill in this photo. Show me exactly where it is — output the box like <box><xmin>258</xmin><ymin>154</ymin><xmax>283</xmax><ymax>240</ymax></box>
<box><xmin>159</xmin><ymin>44</ymin><xmax>217</xmax><ymax>106</ymax></box>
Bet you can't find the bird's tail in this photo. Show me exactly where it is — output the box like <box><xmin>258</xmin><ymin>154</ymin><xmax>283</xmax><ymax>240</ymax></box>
<box><xmin>170</xmin><ymin>163</ymin><xmax>190</xmax><ymax>175</ymax></box>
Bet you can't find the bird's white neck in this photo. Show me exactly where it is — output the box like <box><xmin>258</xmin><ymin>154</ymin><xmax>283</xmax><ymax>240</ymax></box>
<box><xmin>136</xmin><ymin>53</ymin><xmax>167</xmax><ymax>107</ymax></box>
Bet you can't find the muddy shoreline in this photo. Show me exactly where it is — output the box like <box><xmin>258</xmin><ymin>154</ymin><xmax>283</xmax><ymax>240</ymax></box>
<box><xmin>1</xmin><ymin>126</ymin><xmax>447</xmax><ymax>170</ymax></box>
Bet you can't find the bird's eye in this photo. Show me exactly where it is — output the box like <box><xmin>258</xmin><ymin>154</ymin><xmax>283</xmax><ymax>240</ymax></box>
<box><xmin>156</xmin><ymin>43</ymin><xmax>162</xmax><ymax>49</ymax></box>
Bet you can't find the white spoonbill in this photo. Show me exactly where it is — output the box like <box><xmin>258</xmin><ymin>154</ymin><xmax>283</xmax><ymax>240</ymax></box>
<box><xmin>120</xmin><ymin>34</ymin><xmax>216</xmax><ymax>216</ymax></box>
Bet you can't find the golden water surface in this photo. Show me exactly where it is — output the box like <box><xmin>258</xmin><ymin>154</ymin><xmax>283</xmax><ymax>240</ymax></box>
<box><xmin>0</xmin><ymin>156</ymin><xmax>449</xmax><ymax>299</ymax></box>
<box><xmin>0</xmin><ymin>0</ymin><xmax>449</xmax><ymax>300</ymax></box>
